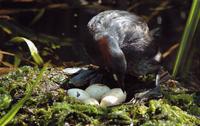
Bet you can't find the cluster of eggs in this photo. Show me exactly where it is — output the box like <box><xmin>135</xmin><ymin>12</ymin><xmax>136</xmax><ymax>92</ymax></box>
<box><xmin>67</xmin><ymin>84</ymin><xmax>126</xmax><ymax>107</ymax></box>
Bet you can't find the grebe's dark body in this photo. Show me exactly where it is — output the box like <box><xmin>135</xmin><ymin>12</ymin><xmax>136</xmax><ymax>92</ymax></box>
<box><xmin>86</xmin><ymin>10</ymin><xmax>161</xmax><ymax>90</ymax></box>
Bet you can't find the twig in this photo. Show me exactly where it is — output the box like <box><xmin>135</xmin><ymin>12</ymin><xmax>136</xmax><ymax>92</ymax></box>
<box><xmin>162</xmin><ymin>43</ymin><xmax>179</xmax><ymax>59</ymax></box>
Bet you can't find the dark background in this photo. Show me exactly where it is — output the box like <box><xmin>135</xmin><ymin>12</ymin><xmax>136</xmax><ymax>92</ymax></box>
<box><xmin>0</xmin><ymin>0</ymin><xmax>199</xmax><ymax>89</ymax></box>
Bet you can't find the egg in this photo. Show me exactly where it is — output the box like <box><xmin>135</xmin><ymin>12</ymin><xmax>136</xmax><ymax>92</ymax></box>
<box><xmin>67</xmin><ymin>88</ymin><xmax>90</xmax><ymax>101</ymax></box>
<box><xmin>85</xmin><ymin>84</ymin><xmax>111</xmax><ymax>101</ymax></box>
<box><xmin>82</xmin><ymin>98</ymin><xmax>99</xmax><ymax>106</ymax></box>
<box><xmin>100</xmin><ymin>88</ymin><xmax>126</xmax><ymax>107</ymax></box>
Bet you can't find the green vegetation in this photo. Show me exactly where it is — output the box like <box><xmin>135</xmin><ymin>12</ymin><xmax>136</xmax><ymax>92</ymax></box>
<box><xmin>0</xmin><ymin>66</ymin><xmax>199</xmax><ymax>125</ymax></box>
<box><xmin>0</xmin><ymin>64</ymin><xmax>48</xmax><ymax>126</ymax></box>
<box><xmin>0</xmin><ymin>1</ymin><xmax>199</xmax><ymax>125</ymax></box>
<box><xmin>10</xmin><ymin>37</ymin><xmax>44</xmax><ymax>65</ymax></box>
<box><xmin>173</xmin><ymin>0</ymin><xmax>200</xmax><ymax>77</ymax></box>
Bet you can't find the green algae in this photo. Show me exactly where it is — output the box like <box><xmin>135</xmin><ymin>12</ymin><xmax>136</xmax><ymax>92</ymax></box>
<box><xmin>0</xmin><ymin>66</ymin><xmax>199</xmax><ymax>125</ymax></box>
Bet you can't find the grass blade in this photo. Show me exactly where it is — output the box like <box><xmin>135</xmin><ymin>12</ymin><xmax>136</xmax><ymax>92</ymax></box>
<box><xmin>173</xmin><ymin>0</ymin><xmax>200</xmax><ymax>77</ymax></box>
<box><xmin>30</xmin><ymin>9</ymin><xmax>45</xmax><ymax>25</ymax></box>
<box><xmin>0</xmin><ymin>63</ymin><xmax>48</xmax><ymax>126</ymax></box>
<box><xmin>11</xmin><ymin>37</ymin><xmax>44</xmax><ymax>65</ymax></box>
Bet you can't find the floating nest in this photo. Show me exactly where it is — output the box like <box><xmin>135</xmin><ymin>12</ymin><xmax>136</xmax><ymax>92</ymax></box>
<box><xmin>0</xmin><ymin>66</ymin><xmax>199</xmax><ymax>125</ymax></box>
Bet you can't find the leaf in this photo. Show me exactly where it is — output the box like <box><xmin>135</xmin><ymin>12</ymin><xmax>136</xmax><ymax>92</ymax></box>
<box><xmin>11</xmin><ymin>37</ymin><xmax>44</xmax><ymax>65</ymax></box>
<box><xmin>173</xmin><ymin>0</ymin><xmax>200</xmax><ymax>77</ymax></box>
<box><xmin>14</xmin><ymin>55</ymin><xmax>21</xmax><ymax>67</ymax></box>
<box><xmin>29</xmin><ymin>8</ymin><xmax>45</xmax><ymax>25</ymax></box>
<box><xmin>1</xmin><ymin>61</ymin><xmax>14</xmax><ymax>67</ymax></box>
<box><xmin>0</xmin><ymin>26</ymin><xmax>12</xmax><ymax>34</ymax></box>
<box><xmin>0</xmin><ymin>50</ymin><xmax>15</xmax><ymax>56</ymax></box>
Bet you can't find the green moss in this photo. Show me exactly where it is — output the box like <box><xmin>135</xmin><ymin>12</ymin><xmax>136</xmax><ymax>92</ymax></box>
<box><xmin>103</xmin><ymin>111</ymin><xmax>132</xmax><ymax>125</ymax></box>
<box><xmin>120</xmin><ymin>99</ymin><xmax>200</xmax><ymax>126</ymax></box>
<box><xmin>50</xmin><ymin>102</ymin><xmax>101</xmax><ymax>125</ymax></box>
<box><xmin>144</xmin><ymin>100</ymin><xmax>200</xmax><ymax>126</ymax></box>
<box><xmin>162</xmin><ymin>84</ymin><xmax>200</xmax><ymax>117</ymax></box>
<box><xmin>0</xmin><ymin>87</ymin><xmax>12</xmax><ymax>110</ymax></box>
<box><xmin>0</xmin><ymin>66</ymin><xmax>199</xmax><ymax>125</ymax></box>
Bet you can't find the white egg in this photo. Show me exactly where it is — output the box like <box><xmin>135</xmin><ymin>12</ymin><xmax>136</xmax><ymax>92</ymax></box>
<box><xmin>83</xmin><ymin>98</ymin><xmax>99</xmax><ymax>106</ymax></box>
<box><xmin>100</xmin><ymin>88</ymin><xmax>127</xmax><ymax>107</ymax></box>
<box><xmin>85</xmin><ymin>84</ymin><xmax>111</xmax><ymax>101</ymax></box>
<box><xmin>67</xmin><ymin>88</ymin><xmax>90</xmax><ymax>101</ymax></box>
